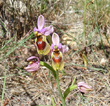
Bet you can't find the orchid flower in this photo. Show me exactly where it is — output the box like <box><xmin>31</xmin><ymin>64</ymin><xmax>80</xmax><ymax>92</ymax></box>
<box><xmin>34</xmin><ymin>15</ymin><xmax>54</xmax><ymax>55</ymax></box>
<box><xmin>51</xmin><ymin>33</ymin><xmax>69</xmax><ymax>71</ymax></box>
<box><xmin>77</xmin><ymin>82</ymin><xmax>93</xmax><ymax>93</ymax></box>
<box><xmin>25</xmin><ymin>56</ymin><xmax>40</xmax><ymax>72</ymax></box>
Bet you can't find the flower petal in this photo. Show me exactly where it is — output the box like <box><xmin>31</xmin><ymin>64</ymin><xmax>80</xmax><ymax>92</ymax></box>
<box><xmin>37</xmin><ymin>15</ymin><xmax>44</xmax><ymax>31</ymax></box>
<box><xmin>78</xmin><ymin>82</ymin><xmax>92</xmax><ymax>89</ymax></box>
<box><xmin>27</xmin><ymin>56</ymin><xmax>39</xmax><ymax>62</ymax></box>
<box><xmin>52</xmin><ymin>57</ymin><xmax>64</xmax><ymax>71</ymax></box>
<box><xmin>51</xmin><ymin>51</ymin><xmax>64</xmax><ymax>71</ymax></box>
<box><xmin>34</xmin><ymin>27</ymin><xmax>39</xmax><ymax>32</ymax></box>
<box><xmin>25</xmin><ymin>62</ymin><xmax>40</xmax><ymax>72</ymax></box>
<box><xmin>52</xmin><ymin>33</ymin><xmax>60</xmax><ymax>46</ymax></box>
<box><xmin>61</xmin><ymin>45</ymin><xmax>69</xmax><ymax>53</ymax></box>
<box><xmin>44</xmin><ymin>25</ymin><xmax>54</xmax><ymax>36</ymax></box>
<box><xmin>35</xmin><ymin>36</ymin><xmax>50</xmax><ymax>55</ymax></box>
<box><xmin>51</xmin><ymin>44</ymin><xmax>54</xmax><ymax>50</ymax></box>
<box><xmin>52</xmin><ymin>61</ymin><xmax>58</xmax><ymax>71</ymax></box>
<box><xmin>43</xmin><ymin>41</ymin><xmax>51</xmax><ymax>55</ymax></box>
<box><xmin>57</xmin><ymin>43</ymin><xmax>62</xmax><ymax>49</ymax></box>
<box><xmin>77</xmin><ymin>82</ymin><xmax>92</xmax><ymax>93</ymax></box>
<box><xmin>59</xmin><ymin>60</ymin><xmax>64</xmax><ymax>71</ymax></box>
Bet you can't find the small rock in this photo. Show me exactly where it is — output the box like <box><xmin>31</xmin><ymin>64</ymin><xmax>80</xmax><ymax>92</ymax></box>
<box><xmin>100</xmin><ymin>58</ymin><xmax>108</xmax><ymax>66</ymax></box>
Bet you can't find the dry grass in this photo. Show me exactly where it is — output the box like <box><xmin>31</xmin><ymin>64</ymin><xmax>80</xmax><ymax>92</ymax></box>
<box><xmin>0</xmin><ymin>0</ymin><xmax>110</xmax><ymax>106</ymax></box>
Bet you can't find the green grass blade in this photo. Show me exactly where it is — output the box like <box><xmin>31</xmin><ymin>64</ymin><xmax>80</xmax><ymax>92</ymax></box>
<box><xmin>104</xmin><ymin>34</ymin><xmax>110</xmax><ymax>46</ymax></box>
<box><xmin>0</xmin><ymin>33</ymin><xmax>34</xmax><ymax>61</ymax></box>
<box><xmin>93</xmin><ymin>16</ymin><xmax>106</xmax><ymax>54</ymax></box>
<box><xmin>0</xmin><ymin>20</ymin><xmax>7</xmax><ymax>32</ymax></box>
<box><xmin>0</xmin><ymin>35</ymin><xmax>16</xmax><ymax>50</ymax></box>
<box><xmin>1</xmin><ymin>64</ymin><xmax>7</xmax><ymax>106</ymax></box>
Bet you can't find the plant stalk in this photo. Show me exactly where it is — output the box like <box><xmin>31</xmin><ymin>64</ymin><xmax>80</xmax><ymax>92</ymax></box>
<box><xmin>56</xmin><ymin>70</ymin><xmax>65</xmax><ymax>106</ymax></box>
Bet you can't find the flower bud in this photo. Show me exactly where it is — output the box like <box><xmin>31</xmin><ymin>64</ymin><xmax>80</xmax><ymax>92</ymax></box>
<box><xmin>77</xmin><ymin>82</ymin><xmax>93</xmax><ymax>93</ymax></box>
<box><xmin>25</xmin><ymin>56</ymin><xmax>40</xmax><ymax>72</ymax></box>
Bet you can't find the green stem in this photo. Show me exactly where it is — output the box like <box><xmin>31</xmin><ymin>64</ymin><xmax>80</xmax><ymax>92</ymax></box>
<box><xmin>56</xmin><ymin>70</ymin><xmax>65</xmax><ymax>106</ymax></box>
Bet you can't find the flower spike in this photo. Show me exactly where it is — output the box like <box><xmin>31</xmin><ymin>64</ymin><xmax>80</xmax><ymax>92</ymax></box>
<box><xmin>51</xmin><ymin>33</ymin><xmax>68</xmax><ymax>71</ymax></box>
<box><xmin>34</xmin><ymin>15</ymin><xmax>54</xmax><ymax>55</ymax></box>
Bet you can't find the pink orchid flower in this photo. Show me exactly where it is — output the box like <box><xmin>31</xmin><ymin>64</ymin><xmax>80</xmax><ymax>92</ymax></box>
<box><xmin>25</xmin><ymin>56</ymin><xmax>40</xmax><ymax>72</ymax></box>
<box><xmin>77</xmin><ymin>82</ymin><xmax>93</xmax><ymax>93</ymax></box>
<box><xmin>34</xmin><ymin>15</ymin><xmax>54</xmax><ymax>55</ymax></box>
<box><xmin>51</xmin><ymin>33</ymin><xmax>69</xmax><ymax>71</ymax></box>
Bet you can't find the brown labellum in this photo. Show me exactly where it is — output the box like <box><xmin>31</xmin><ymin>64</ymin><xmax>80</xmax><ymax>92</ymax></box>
<box><xmin>36</xmin><ymin>35</ymin><xmax>46</xmax><ymax>50</ymax></box>
<box><xmin>52</xmin><ymin>51</ymin><xmax>62</xmax><ymax>63</ymax></box>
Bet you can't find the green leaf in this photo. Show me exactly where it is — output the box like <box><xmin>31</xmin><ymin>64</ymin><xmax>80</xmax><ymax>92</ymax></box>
<box><xmin>63</xmin><ymin>85</ymin><xmax>77</xmax><ymax>100</ymax></box>
<box><xmin>51</xmin><ymin>96</ymin><xmax>55</xmax><ymax>106</ymax></box>
<box><xmin>40</xmin><ymin>61</ymin><xmax>56</xmax><ymax>78</ymax></box>
<box><xmin>63</xmin><ymin>78</ymin><xmax>77</xmax><ymax>100</ymax></box>
<box><xmin>71</xmin><ymin>77</ymin><xmax>76</xmax><ymax>86</ymax></box>
<box><xmin>38</xmin><ymin>105</ymin><xmax>52</xmax><ymax>106</ymax></box>
<box><xmin>82</xmin><ymin>53</ymin><xmax>87</xmax><ymax>68</ymax></box>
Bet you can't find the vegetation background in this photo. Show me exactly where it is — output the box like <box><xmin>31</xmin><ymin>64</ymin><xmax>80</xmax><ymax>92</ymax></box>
<box><xmin>0</xmin><ymin>0</ymin><xmax>110</xmax><ymax>106</ymax></box>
